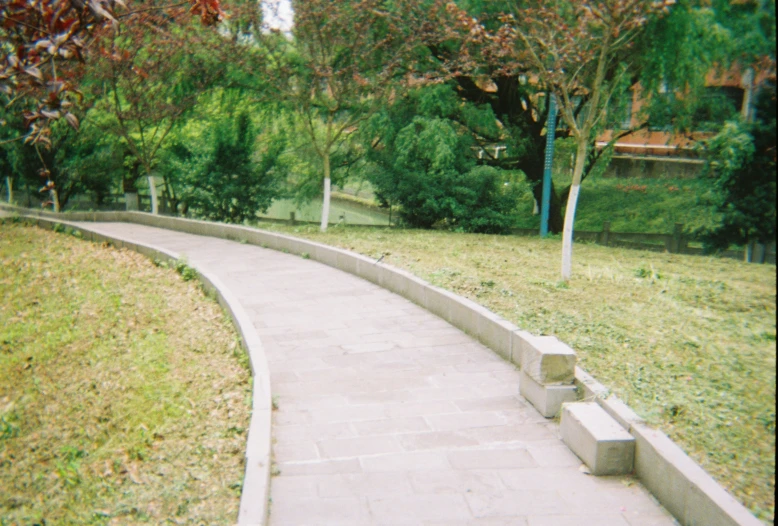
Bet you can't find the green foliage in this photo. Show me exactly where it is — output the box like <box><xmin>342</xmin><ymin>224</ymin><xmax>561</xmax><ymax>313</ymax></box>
<box><xmin>170</xmin><ymin>111</ymin><xmax>287</xmax><ymax>223</ymax></box>
<box><xmin>0</xmin><ymin>109</ymin><xmax>117</xmax><ymax>210</ymax></box>
<box><xmin>696</xmin><ymin>84</ymin><xmax>776</xmax><ymax>251</ymax></box>
<box><xmin>363</xmin><ymin>86</ymin><xmax>523</xmax><ymax>233</ymax></box>
<box><xmin>173</xmin><ymin>259</ymin><xmax>197</xmax><ymax>282</ymax></box>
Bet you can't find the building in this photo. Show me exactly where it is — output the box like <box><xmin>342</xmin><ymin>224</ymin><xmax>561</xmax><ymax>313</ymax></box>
<box><xmin>597</xmin><ymin>66</ymin><xmax>765</xmax><ymax>178</ymax></box>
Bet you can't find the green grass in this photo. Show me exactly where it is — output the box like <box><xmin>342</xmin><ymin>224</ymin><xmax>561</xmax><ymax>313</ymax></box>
<box><xmin>0</xmin><ymin>223</ymin><xmax>251</xmax><ymax>525</ymax></box>
<box><xmin>513</xmin><ymin>175</ymin><xmax>717</xmax><ymax>234</ymax></box>
<box><xmin>259</xmin><ymin>221</ymin><xmax>776</xmax><ymax>522</ymax></box>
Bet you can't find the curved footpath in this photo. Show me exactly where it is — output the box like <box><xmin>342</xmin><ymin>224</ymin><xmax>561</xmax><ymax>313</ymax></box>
<box><xmin>55</xmin><ymin>220</ymin><xmax>675</xmax><ymax>526</ymax></box>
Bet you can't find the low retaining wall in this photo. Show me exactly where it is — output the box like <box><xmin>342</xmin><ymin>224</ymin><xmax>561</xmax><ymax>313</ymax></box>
<box><xmin>0</xmin><ymin>204</ymin><xmax>765</xmax><ymax>526</ymax></box>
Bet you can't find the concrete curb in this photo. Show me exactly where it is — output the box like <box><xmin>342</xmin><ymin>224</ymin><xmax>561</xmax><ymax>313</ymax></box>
<box><xmin>574</xmin><ymin>367</ymin><xmax>764</xmax><ymax>526</ymax></box>
<box><xmin>0</xmin><ymin>204</ymin><xmax>765</xmax><ymax>526</ymax></box>
<box><xmin>2</xmin><ymin>211</ymin><xmax>271</xmax><ymax>526</ymax></box>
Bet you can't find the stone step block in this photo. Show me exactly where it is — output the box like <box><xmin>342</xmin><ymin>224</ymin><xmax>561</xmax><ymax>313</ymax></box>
<box><xmin>560</xmin><ymin>402</ymin><xmax>635</xmax><ymax>476</ymax></box>
<box><xmin>519</xmin><ymin>370</ymin><xmax>578</xmax><ymax>418</ymax></box>
<box><xmin>519</xmin><ymin>334</ymin><xmax>577</xmax><ymax>385</ymax></box>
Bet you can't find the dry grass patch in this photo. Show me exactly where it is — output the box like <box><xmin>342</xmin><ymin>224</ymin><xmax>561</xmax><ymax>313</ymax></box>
<box><xmin>260</xmin><ymin>222</ymin><xmax>776</xmax><ymax>522</ymax></box>
<box><xmin>0</xmin><ymin>222</ymin><xmax>251</xmax><ymax>525</ymax></box>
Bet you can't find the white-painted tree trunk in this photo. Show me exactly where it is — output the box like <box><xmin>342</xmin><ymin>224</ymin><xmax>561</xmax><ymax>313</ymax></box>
<box><xmin>148</xmin><ymin>175</ymin><xmax>159</xmax><ymax>215</ymax></box>
<box><xmin>5</xmin><ymin>176</ymin><xmax>12</xmax><ymax>203</ymax></box>
<box><xmin>321</xmin><ymin>177</ymin><xmax>331</xmax><ymax>232</ymax></box>
<box><xmin>320</xmin><ymin>154</ymin><xmax>332</xmax><ymax>232</ymax></box>
<box><xmin>560</xmin><ymin>140</ymin><xmax>589</xmax><ymax>281</ymax></box>
<box><xmin>50</xmin><ymin>188</ymin><xmax>60</xmax><ymax>213</ymax></box>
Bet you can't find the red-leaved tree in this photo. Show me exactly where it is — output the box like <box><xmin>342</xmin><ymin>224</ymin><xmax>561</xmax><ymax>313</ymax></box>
<box><xmin>0</xmin><ymin>0</ymin><xmax>224</xmax><ymax>146</ymax></box>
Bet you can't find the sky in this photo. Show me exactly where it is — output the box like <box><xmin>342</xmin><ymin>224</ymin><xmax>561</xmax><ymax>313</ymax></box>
<box><xmin>262</xmin><ymin>0</ymin><xmax>293</xmax><ymax>32</ymax></box>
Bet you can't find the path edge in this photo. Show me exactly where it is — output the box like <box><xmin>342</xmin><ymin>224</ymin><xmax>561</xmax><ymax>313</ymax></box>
<box><xmin>0</xmin><ymin>205</ymin><xmax>765</xmax><ymax>526</ymax></box>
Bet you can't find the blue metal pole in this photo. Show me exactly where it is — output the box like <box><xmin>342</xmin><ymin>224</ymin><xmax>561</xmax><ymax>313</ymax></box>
<box><xmin>540</xmin><ymin>93</ymin><xmax>557</xmax><ymax>237</ymax></box>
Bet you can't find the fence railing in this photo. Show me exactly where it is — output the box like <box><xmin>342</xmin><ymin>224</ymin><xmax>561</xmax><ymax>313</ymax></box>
<box><xmin>511</xmin><ymin>221</ymin><xmax>776</xmax><ymax>264</ymax></box>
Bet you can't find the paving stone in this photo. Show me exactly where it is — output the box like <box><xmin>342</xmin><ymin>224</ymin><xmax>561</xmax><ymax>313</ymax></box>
<box><xmin>397</xmin><ymin>430</ymin><xmax>480</xmax><ymax>451</ymax></box>
<box><xmin>272</xmin><ymin>441</ymin><xmax>320</xmax><ymax>462</ymax></box>
<box><xmin>425</xmin><ymin>412</ymin><xmax>507</xmax><ymax>432</ymax></box>
<box><xmin>527</xmin><ymin>515</ymin><xmax>631</xmax><ymax>526</ymax></box>
<box><xmin>367</xmin><ymin>494</ymin><xmax>473</xmax><ymax>522</ymax></box>
<box><xmin>361</xmin><ymin>451</ymin><xmax>451</xmax><ymax>472</ymax></box>
<box><xmin>276</xmin><ymin>458</ymin><xmax>363</xmax><ymax>476</ymax></box>
<box><xmin>408</xmin><ymin>470</ymin><xmax>505</xmax><ymax>495</ymax></box>
<box><xmin>527</xmin><ymin>444</ymin><xmax>584</xmax><ymax>468</ymax></box>
<box><xmin>352</xmin><ymin>417</ymin><xmax>431</xmax><ymax>436</ymax></box>
<box><xmin>384</xmin><ymin>400</ymin><xmax>460</xmax><ymax>418</ymax></box>
<box><xmin>317</xmin><ymin>435</ymin><xmax>402</xmax><ymax>459</ymax></box>
<box><xmin>317</xmin><ymin>472</ymin><xmax>414</xmax><ymax>498</ymax></box>
<box><xmin>424</xmin><ymin>519</ymin><xmax>527</xmax><ymax>526</ymax></box>
<box><xmin>269</xmin><ymin>496</ymin><xmax>369</xmax><ymax>525</ymax></box>
<box><xmin>465</xmin><ymin>489</ymin><xmax>567</xmax><ymax>517</ymax></box>
<box><xmin>448</xmin><ymin>448</ymin><xmax>536</xmax><ymax>470</ymax></box>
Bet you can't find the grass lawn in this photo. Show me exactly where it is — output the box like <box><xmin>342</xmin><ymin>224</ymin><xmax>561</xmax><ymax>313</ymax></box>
<box><xmin>259</xmin><ymin>221</ymin><xmax>776</xmax><ymax>522</ymax></box>
<box><xmin>0</xmin><ymin>222</ymin><xmax>251</xmax><ymax>525</ymax></box>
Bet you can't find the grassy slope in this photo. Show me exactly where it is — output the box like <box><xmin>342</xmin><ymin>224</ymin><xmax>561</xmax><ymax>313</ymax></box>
<box><xmin>0</xmin><ymin>223</ymin><xmax>251</xmax><ymax>525</ymax></box>
<box><xmin>258</xmin><ymin>221</ymin><xmax>776</xmax><ymax>522</ymax></box>
<box><xmin>513</xmin><ymin>176</ymin><xmax>716</xmax><ymax>234</ymax></box>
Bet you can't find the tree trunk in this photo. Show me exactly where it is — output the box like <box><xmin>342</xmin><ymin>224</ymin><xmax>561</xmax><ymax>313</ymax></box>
<box><xmin>148</xmin><ymin>175</ymin><xmax>159</xmax><ymax>215</ymax></box>
<box><xmin>50</xmin><ymin>188</ymin><xmax>60</xmax><ymax>213</ymax></box>
<box><xmin>5</xmin><ymin>177</ymin><xmax>12</xmax><ymax>204</ymax></box>
<box><xmin>320</xmin><ymin>153</ymin><xmax>332</xmax><ymax>232</ymax></box>
<box><xmin>561</xmin><ymin>139</ymin><xmax>589</xmax><ymax>281</ymax></box>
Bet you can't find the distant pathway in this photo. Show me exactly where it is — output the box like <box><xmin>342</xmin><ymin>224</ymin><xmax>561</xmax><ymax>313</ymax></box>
<box><xmin>73</xmin><ymin>222</ymin><xmax>677</xmax><ymax>526</ymax></box>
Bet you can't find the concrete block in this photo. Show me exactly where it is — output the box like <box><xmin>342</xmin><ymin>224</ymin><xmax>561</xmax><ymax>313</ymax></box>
<box><xmin>599</xmin><ymin>395</ymin><xmax>645</xmax><ymax>430</ymax></box>
<box><xmin>335</xmin><ymin>250</ymin><xmax>359</xmax><ymax>275</ymax></box>
<box><xmin>448</xmin><ymin>296</ymin><xmax>479</xmax><ymax>338</ymax></box>
<box><xmin>404</xmin><ymin>275</ymin><xmax>427</xmax><ymax>307</ymax></box>
<box><xmin>382</xmin><ymin>268</ymin><xmax>411</xmax><ymax>297</ymax></box>
<box><xmin>510</xmin><ymin>330</ymin><xmax>534</xmax><ymax>368</ymax></box>
<box><xmin>314</xmin><ymin>244</ymin><xmax>340</xmax><ymax>268</ymax></box>
<box><xmin>355</xmin><ymin>256</ymin><xmax>382</xmax><ymax>286</ymax></box>
<box><xmin>560</xmin><ymin>402</ymin><xmax>635</xmax><ymax>476</ymax></box>
<box><xmin>519</xmin><ymin>370</ymin><xmax>577</xmax><ymax>418</ymax></box>
<box><xmin>423</xmin><ymin>286</ymin><xmax>453</xmax><ymax>323</ymax></box>
<box><xmin>521</xmin><ymin>335</ymin><xmax>577</xmax><ymax>385</ymax></box>
<box><xmin>574</xmin><ymin>366</ymin><xmax>610</xmax><ymax>400</ymax></box>
<box><xmin>477</xmin><ymin>313</ymin><xmax>516</xmax><ymax>362</ymax></box>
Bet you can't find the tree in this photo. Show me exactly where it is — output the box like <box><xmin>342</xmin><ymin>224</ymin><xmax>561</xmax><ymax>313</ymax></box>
<box><xmin>168</xmin><ymin>110</ymin><xmax>287</xmax><ymax>223</ymax></box>
<box><xmin>697</xmin><ymin>80</ymin><xmax>776</xmax><ymax>254</ymax></box>
<box><xmin>361</xmin><ymin>83</ymin><xmax>522</xmax><ymax>232</ymax></box>
<box><xmin>499</xmin><ymin>0</ymin><xmax>675</xmax><ymax>280</ymax></box>
<box><xmin>0</xmin><ymin>0</ymin><xmax>225</xmax><ymax>145</ymax></box>
<box><xmin>1</xmin><ymin>110</ymin><xmax>116</xmax><ymax>210</ymax></box>
<box><xmin>417</xmin><ymin>0</ymin><xmax>754</xmax><ymax>241</ymax></box>
<box><xmin>273</xmin><ymin>0</ymin><xmax>416</xmax><ymax>231</ymax></box>
<box><xmin>84</xmin><ymin>3</ymin><xmax>230</xmax><ymax>213</ymax></box>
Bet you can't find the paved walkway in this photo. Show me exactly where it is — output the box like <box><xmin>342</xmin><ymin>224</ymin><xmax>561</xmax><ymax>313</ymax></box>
<box><xmin>74</xmin><ymin>222</ymin><xmax>677</xmax><ymax>526</ymax></box>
